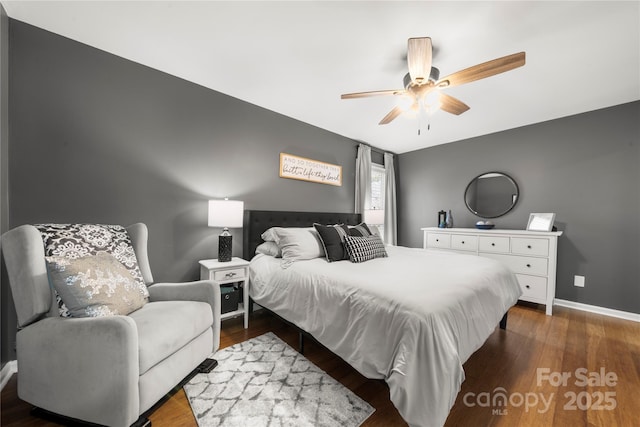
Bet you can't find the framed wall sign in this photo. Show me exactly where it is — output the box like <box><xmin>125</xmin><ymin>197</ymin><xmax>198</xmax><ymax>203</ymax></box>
<box><xmin>279</xmin><ymin>153</ymin><xmax>342</xmax><ymax>186</ymax></box>
<box><xmin>526</xmin><ymin>213</ymin><xmax>556</xmax><ymax>231</ymax></box>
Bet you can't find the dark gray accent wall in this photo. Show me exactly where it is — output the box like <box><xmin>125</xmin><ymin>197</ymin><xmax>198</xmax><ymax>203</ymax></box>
<box><xmin>397</xmin><ymin>101</ymin><xmax>640</xmax><ymax>314</ymax></box>
<box><xmin>3</xmin><ymin>20</ymin><xmax>359</xmax><ymax>360</ymax></box>
<box><xmin>0</xmin><ymin>4</ymin><xmax>13</xmax><ymax>369</ymax></box>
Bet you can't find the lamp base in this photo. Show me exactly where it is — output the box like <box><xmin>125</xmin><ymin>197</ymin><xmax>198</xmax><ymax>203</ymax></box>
<box><xmin>218</xmin><ymin>234</ymin><xmax>232</xmax><ymax>262</ymax></box>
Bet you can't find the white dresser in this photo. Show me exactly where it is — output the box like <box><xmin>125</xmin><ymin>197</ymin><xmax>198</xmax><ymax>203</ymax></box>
<box><xmin>421</xmin><ymin>227</ymin><xmax>562</xmax><ymax>315</ymax></box>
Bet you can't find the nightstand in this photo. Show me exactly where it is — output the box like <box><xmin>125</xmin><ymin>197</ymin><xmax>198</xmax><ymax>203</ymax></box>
<box><xmin>199</xmin><ymin>257</ymin><xmax>250</xmax><ymax>328</ymax></box>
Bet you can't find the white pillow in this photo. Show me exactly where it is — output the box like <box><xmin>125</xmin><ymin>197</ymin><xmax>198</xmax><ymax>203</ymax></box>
<box><xmin>255</xmin><ymin>241</ymin><xmax>281</xmax><ymax>257</ymax></box>
<box><xmin>266</xmin><ymin>227</ymin><xmax>324</xmax><ymax>268</ymax></box>
<box><xmin>261</xmin><ymin>227</ymin><xmax>278</xmax><ymax>242</ymax></box>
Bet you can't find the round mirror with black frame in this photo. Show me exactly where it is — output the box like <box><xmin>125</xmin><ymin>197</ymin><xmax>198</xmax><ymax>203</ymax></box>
<box><xmin>464</xmin><ymin>172</ymin><xmax>519</xmax><ymax>218</ymax></box>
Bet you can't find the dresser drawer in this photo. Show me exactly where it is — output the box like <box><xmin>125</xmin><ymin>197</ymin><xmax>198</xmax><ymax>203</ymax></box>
<box><xmin>451</xmin><ymin>235</ymin><xmax>478</xmax><ymax>251</ymax></box>
<box><xmin>516</xmin><ymin>274</ymin><xmax>547</xmax><ymax>301</ymax></box>
<box><xmin>478</xmin><ymin>236</ymin><xmax>510</xmax><ymax>253</ymax></box>
<box><xmin>427</xmin><ymin>233</ymin><xmax>451</xmax><ymax>249</ymax></box>
<box><xmin>421</xmin><ymin>226</ymin><xmax>560</xmax><ymax>316</ymax></box>
<box><xmin>511</xmin><ymin>237</ymin><xmax>549</xmax><ymax>257</ymax></box>
<box><xmin>212</xmin><ymin>268</ymin><xmax>246</xmax><ymax>281</ymax></box>
<box><xmin>483</xmin><ymin>253</ymin><xmax>548</xmax><ymax>276</ymax></box>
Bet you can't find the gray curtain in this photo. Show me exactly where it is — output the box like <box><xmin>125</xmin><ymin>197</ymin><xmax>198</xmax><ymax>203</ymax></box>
<box><xmin>355</xmin><ymin>144</ymin><xmax>371</xmax><ymax>214</ymax></box>
<box><xmin>384</xmin><ymin>152</ymin><xmax>397</xmax><ymax>245</ymax></box>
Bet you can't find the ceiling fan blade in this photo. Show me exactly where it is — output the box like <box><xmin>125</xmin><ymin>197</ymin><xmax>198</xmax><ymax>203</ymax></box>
<box><xmin>379</xmin><ymin>106</ymin><xmax>404</xmax><ymax>125</ymax></box>
<box><xmin>341</xmin><ymin>89</ymin><xmax>405</xmax><ymax>99</ymax></box>
<box><xmin>438</xmin><ymin>93</ymin><xmax>470</xmax><ymax>115</ymax></box>
<box><xmin>437</xmin><ymin>52</ymin><xmax>525</xmax><ymax>88</ymax></box>
<box><xmin>407</xmin><ymin>37</ymin><xmax>432</xmax><ymax>85</ymax></box>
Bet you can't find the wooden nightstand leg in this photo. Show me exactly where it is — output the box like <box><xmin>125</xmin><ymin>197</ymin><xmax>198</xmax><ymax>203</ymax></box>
<box><xmin>243</xmin><ymin>280</ymin><xmax>249</xmax><ymax>329</ymax></box>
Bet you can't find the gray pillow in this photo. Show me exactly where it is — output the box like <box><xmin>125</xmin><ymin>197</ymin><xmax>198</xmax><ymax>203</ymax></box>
<box><xmin>45</xmin><ymin>252</ymin><xmax>148</xmax><ymax>317</ymax></box>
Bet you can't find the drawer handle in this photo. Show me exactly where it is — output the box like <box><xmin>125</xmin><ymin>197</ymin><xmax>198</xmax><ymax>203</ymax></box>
<box><xmin>436</xmin><ymin>239</ymin><xmax>439</xmax><ymax>242</ymax></box>
<box><xmin>526</xmin><ymin>264</ymin><xmax>531</xmax><ymax>268</ymax></box>
<box><xmin>525</xmin><ymin>285</ymin><xmax>531</xmax><ymax>289</ymax></box>
<box><xmin>491</xmin><ymin>243</ymin><xmax>496</xmax><ymax>246</ymax></box>
<box><xmin>224</xmin><ymin>272</ymin><xmax>237</xmax><ymax>278</ymax></box>
<box><xmin>461</xmin><ymin>241</ymin><xmax>465</xmax><ymax>244</ymax></box>
<box><xmin>527</xmin><ymin>245</ymin><xmax>532</xmax><ymax>249</ymax></box>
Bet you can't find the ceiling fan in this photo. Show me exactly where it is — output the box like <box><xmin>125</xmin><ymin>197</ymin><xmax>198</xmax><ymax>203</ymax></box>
<box><xmin>341</xmin><ymin>37</ymin><xmax>525</xmax><ymax>127</ymax></box>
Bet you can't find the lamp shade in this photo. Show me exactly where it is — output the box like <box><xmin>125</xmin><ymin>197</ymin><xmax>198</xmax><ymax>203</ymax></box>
<box><xmin>208</xmin><ymin>200</ymin><xmax>244</xmax><ymax>228</ymax></box>
<box><xmin>364</xmin><ymin>209</ymin><xmax>385</xmax><ymax>225</ymax></box>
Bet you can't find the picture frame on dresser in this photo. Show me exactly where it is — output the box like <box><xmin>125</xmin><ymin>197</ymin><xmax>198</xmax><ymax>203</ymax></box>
<box><xmin>526</xmin><ymin>212</ymin><xmax>556</xmax><ymax>232</ymax></box>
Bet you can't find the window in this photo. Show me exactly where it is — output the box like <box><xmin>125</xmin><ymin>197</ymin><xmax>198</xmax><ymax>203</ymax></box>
<box><xmin>370</xmin><ymin>164</ymin><xmax>385</xmax><ymax>211</ymax></box>
<box><xmin>370</xmin><ymin>164</ymin><xmax>385</xmax><ymax>239</ymax></box>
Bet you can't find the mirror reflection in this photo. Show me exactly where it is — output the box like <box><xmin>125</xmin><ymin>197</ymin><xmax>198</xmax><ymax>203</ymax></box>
<box><xmin>464</xmin><ymin>172</ymin><xmax>519</xmax><ymax>218</ymax></box>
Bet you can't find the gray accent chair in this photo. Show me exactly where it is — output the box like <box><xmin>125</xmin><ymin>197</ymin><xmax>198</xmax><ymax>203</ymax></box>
<box><xmin>2</xmin><ymin>223</ymin><xmax>221</xmax><ymax>427</ymax></box>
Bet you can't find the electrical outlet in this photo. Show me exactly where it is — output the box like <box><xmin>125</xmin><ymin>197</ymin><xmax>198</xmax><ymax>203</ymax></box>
<box><xmin>574</xmin><ymin>275</ymin><xmax>585</xmax><ymax>287</ymax></box>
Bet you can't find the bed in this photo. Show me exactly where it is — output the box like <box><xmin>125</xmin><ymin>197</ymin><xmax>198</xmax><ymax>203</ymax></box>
<box><xmin>243</xmin><ymin>210</ymin><xmax>522</xmax><ymax>427</ymax></box>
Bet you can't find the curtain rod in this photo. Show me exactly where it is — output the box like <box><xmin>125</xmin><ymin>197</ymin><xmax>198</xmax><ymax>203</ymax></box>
<box><xmin>354</xmin><ymin>142</ymin><xmax>396</xmax><ymax>156</ymax></box>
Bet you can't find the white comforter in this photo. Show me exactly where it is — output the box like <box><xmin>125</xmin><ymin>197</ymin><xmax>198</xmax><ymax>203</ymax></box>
<box><xmin>249</xmin><ymin>245</ymin><xmax>522</xmax><ymax>427</ymax></box>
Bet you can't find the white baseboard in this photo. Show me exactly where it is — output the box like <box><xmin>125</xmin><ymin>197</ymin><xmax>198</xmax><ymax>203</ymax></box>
<box><xmin>555</xmin><ymin>299</ymin><xmax>640</xmax><ymax>323</ymax></box>
<box><xmin>1</xmin><ymin>360</ymin><xmax>17</xmax><ymax>391</ymax></box>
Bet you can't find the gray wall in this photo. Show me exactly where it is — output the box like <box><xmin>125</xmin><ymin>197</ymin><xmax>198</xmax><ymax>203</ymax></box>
<box><xmin>2</xmin><ymin>20</ymin><xmax>359</xmax><ymax>362</ymax></box>
<box><xmin>397</xmin><ymin>101</ymin><xmax>640</xmax><ymax>314</ymax></box>
<box><xmin>0</xmin><ymin>4</ymin><xmax>12</xmax><ymax>370</ymax></box>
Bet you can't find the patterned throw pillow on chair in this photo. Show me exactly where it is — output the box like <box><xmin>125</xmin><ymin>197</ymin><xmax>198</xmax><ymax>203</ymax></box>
<box><xmin>36</xmin><ymin>223</ymin><xmax>149</xmax><ymax>317</ymax></box>
<box><xmin>343</xmin><ymin>234</ymin><xmax>388</xmax><ymax>263</ymax></box>
<box><xmin>45</xmin><ymin>252</ymin><xmax>148</xmax><ymax>317</ymax></box>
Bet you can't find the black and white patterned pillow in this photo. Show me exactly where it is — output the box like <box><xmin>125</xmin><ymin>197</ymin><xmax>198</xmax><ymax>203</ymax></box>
<box><xmin>344</xmin><ymin>234</ymin><xmax>388</xmax><ymax>263</ymax></box>
<box><xmin>313</xmin><ymin>223</ymin><xmax>350</xmax><ymax>262</ymax></box>
<box><xmin>348</xmin><ymin>222</ymin><xmax>373</xmax><ymax>237</ymax></box>
<box><xmin>36</xmin><ymin>224</ymin><xmax>149</xmax><ymax>317</ymax></box>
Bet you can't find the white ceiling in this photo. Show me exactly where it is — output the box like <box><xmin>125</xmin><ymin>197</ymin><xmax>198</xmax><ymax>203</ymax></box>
<box><xmin>3</xmin><ymin>1</ymin><xmax>639</xmax><ymax>154</ymax></box>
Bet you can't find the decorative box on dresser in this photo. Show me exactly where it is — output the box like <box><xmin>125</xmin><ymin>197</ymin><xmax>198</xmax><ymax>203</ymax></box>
<box><xmin>421</xmin><ymin>227</ymin><xmax>562</xmax><ymax>315</ymax></box>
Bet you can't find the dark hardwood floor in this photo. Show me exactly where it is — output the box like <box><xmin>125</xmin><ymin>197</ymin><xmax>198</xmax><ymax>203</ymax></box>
<box><xmin>2</xmin><ymin>303</ymin><xmax>638</xmax><ymax>427</ymax></box>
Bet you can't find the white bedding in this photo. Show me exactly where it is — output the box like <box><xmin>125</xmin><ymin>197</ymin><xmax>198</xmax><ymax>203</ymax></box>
<box><xmin>249</xmin><ymin>245</ymin><xmax>522</xmax><ymax>427</ymax></box>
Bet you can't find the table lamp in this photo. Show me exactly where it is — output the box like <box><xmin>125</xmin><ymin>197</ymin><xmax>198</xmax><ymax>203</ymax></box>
<box><xmin>208</xmin><ymin>199</ymin><xmax>244</xmax><ymax>262</ymax></box>
<box><xmin>364</xmin><ymin>209</ymin><xmax>385</xmax><ymax>238</ymax></box>
<box><xmin>364</xmin><ymin>209</ymin><xmax>385</xmax><ymax>226</ymax></box>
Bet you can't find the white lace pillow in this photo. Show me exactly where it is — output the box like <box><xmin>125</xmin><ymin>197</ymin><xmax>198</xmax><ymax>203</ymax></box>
<box><xmin>45</xmin><ymin>252</ymin><xmax>148</xmax><ymax>317</ymax></box>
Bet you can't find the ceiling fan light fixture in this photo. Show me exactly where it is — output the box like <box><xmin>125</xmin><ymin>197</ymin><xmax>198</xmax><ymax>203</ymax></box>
<box><xmin>397</xmin><ymin>95</ymin><xmax>414</xmax><ymax>110</ymax></box>
<box><xmin>403</xmin><ymin>67</ymin><xmax>440</xmax><ymax>89</ymax></box>
<box><xmin>424</xmin><ymin>91</ymin><xmax>442</xmax><ymax>113</ymax></box>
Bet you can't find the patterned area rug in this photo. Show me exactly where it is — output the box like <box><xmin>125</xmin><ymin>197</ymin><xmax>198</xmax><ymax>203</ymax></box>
<box><xmin>184</xmin><ymin>332</ymin><xmax>374</xmax><ymax>427</ymax></box>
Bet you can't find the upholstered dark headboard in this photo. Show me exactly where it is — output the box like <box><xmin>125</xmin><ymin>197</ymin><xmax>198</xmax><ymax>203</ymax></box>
<box><xmin>243</xmin><ymin>210</ymin><xmax>362</xmax><ymax>260</ymax></box>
